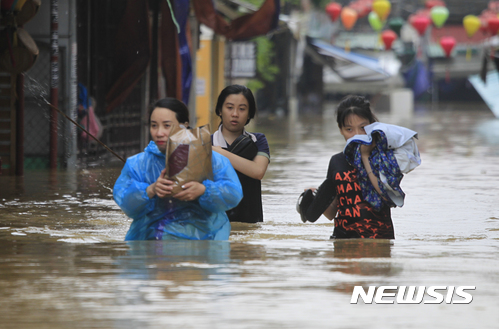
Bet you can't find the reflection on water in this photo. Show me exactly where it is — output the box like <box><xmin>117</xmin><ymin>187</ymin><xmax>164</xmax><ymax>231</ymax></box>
<box><xmin>1</xmin><ymin>102</ymin><xmax>499</xmax><ymax>328</ymax></box>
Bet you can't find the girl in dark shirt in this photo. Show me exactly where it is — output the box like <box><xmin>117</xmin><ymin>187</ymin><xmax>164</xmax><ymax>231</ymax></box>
<box><xmin>212</xmin><ymin>85</ymin><xmax>270</xmax><ymax>223</ymax></box>
<box><xmin>300</xmin><ymin>95</ymin><xmax>394</xmax><ymax>239</ymax></box>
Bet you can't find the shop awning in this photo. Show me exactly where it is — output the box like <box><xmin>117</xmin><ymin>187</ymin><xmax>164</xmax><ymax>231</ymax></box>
<box><xmin>310</xmin><ymin>38</ymin><xmax>400</xmax><ymax>82</ymax></box>
<box><xmin>469</xmin><ymin>71</ymin><xmax>499</xmax><ymax>118</ymax></box>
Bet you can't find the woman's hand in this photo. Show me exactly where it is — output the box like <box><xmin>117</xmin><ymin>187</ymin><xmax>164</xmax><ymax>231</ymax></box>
<box><xmin>212</xmin><ymin>145</ymin><xmax>224</xmax><ymax>153</ymax></box>
<box><xmin>173</xmin><ymin>181</ymin><xmax>206</xmax><ymax>202</ymax></box>
<box><xmin>147</xmin><ymin>169</ymin><xmax>175</xmax><ymax>198</ymax></box>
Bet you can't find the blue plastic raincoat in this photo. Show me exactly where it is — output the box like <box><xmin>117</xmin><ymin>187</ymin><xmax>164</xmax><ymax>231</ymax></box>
<box><xmin>113</xmin><ymin>141</ymin><xmax>243</xmax><ymax>241</ymax></box>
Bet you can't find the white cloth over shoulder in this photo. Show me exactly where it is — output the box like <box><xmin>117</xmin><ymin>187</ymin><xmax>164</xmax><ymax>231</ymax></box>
<box><xmin>344</xmin><ymin>122</ymin><xmax>421</xmax><ymax>208</ymax></box>
<box><xmin>345</xmin><ymin>122</ymin><xmax>421</xmax><ymax>174</ymax></box>
<box><xmin>212</xmin><ymin>125</ymin><xmax>257</xmax><ymax>148</ymax></box>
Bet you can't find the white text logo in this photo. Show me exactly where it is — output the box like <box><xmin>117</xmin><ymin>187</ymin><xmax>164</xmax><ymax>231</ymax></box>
<box><xmin>350</xmin><ymin>286</ymin><xmax>476</xmax><ymax>304</ymax></box>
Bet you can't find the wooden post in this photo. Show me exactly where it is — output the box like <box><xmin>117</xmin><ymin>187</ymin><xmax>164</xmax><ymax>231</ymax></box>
<box><xmin>49</xmin><ymin>0</ymin><xmax>59</xmax><ymax>169</ymax></box>
<box><xmin>16</xmin><ymin>74</ymin><xmax>24</xmax><ymax>176</ymax></box>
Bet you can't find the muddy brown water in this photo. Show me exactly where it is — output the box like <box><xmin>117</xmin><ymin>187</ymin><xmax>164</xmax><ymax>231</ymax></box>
<box><xmin>1</xmin><ymin>102</ymin><xmax>498</xmax><ymax>328</ymax></box>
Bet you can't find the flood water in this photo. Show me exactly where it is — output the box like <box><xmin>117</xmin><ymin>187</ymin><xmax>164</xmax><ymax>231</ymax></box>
<box><xmin>1</xmin><ymin>101</ymin><xmax>498</xmax><ymax>328</ymax></box>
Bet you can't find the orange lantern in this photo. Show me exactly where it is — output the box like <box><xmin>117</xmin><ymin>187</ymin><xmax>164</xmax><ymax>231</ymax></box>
<box><xmin>341</xmin><ymin>7</ymin><xmax>358</xmax><ymax>31</ymax></box>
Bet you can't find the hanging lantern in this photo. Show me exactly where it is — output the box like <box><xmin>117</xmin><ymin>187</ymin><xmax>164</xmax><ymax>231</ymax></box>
<box><xmin>411</xmin><ymin>15</ymin><xmax>431</xmax><ymax>36</ymax></box>
<box><xmin>368</xmin><ymin>11</ymin><xmax>384</xmax><ymax>32</ymax></box>
<box><xmin>381</xmin><ymin>30</ymin><xmax>397</xmax><ymax>50</ymax></box>
<box><xmin>490</xmin><ymin>1</ymin><xmax>499</xmax><ymax>12</ymax></box>
<box><xmin>372</xmin><ymin>0</ymin><xmax>391</xmax><ymax>21</ymax></box>
<box><xmin>463</xmin><ymin>15</ymin><xmax>481</xmax><ymax>38</ymax></box>
<box><xmin>388</xmin><ymin>17</ymin><xmax>405</xmax><ymax>37</ymax></box>
<box><xmin>440</xmin><ymin>36</ymin><xmax>455</xmax><ymax>83</ymax></box>
<box><xmin>341</xmin><ymin>7</ymin><xmax>358</xmax><ymax>31</ymax></box>
<box><xmin>425</xmin><ymin>0</ymin><xmax>446</xmax><ymax>9</ymax></box>
<box><xmin>487</xmin><ymin>16</ymin><xmax>499</xmax><ymax>35</ymax></box>
<box><xmin>350</xmin><ymin>0</ymin><xmax>370</xmax><ymax>18</ymax></box>
<box><xmin>440</xmin><ymin>36</ymin><xmax>456</xmax><ymax>57</ymax></box>
<box><xmin>430</xmin><ymin>6</ymin><xmax>449</xmax><ymax>28</ymax></box>
<box><xmin>326</xmin><ymin>2</ymin><xmax>342</xmax><ymax>22</ymax></box>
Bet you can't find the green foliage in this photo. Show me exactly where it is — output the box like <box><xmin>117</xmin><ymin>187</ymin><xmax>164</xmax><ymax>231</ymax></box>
<box><xmin>310</xmin><ymin>0</ymin><xmax>331</xmax><ymax>9</ymax></box>
<box><xmin>241</xmin><ymin>0</ymin><xmax>265</xmax><ymax>6</ymax></box>
<box><xmin>247</xmin><ymin>36</ymin><xmax>279</xmax><ymax>93</ymax></box>
<box><xmin>256</xmin><ymin>37</ymin><xmax>279</xmax><ymax>81</ymax></box>
<box><xmin>246</xmin><ymin>79</ymin><xmax>265</xmax><ymax>92</ymax></box>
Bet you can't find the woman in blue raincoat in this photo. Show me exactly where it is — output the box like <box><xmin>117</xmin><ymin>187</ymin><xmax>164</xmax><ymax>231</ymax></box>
<box><xmin>113</xmin><ymin>98</ymin><xmax>243</xmax><ymax>241</ymax></box>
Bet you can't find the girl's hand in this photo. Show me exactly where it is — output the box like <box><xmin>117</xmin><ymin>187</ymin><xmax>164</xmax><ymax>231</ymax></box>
<box><xmin>173</xmin><ymin>181</ymin><xmax>206</xmax><ymax>202</ymax></box>
<box><xmin>147</xmin><ymin>169</ymin><xmax>175</xmax><ymax>198</ymax></box>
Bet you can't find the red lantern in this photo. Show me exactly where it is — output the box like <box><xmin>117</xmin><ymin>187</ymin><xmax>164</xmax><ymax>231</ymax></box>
<box><xmin>487</xmin><ymin>16</ymin><xmax>499</xmax><ymax>35</ymax></box>
<box><xmin>326</xmin><ymin>2</ymin><xmax>342</xmax><ymax>22</ymax></box>
<box><xmin>411</xmin><ymin>15</ymin><xmax>431</xmax><ymax>36</ymax></box>
<box><xmin>440</xmin><ymin>36</ymin><xmax>456</xmax><ymax>57</ymax></box>
<box><xmin>425</xmin><ymin>0</ymin><xmax>446</xmax><ymax>9</ymax></box>
<box><xmin>381</xmin><ymin>30</ymin><xmax>397</xmax><ymax>50</ymax></box>
<box><xmin>489</xmin><ymin>1</ymin><xmax>499</xmax><ymax>12</ymax></box>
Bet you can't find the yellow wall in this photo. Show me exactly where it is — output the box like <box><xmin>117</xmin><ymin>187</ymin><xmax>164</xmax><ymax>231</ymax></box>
<box><xmin>211</xmin><ymin>36</ymin><xmax>226</xmax><ymax>133</ymax></box>
<box><xmin>195</xmin><ymin>31</ymin><xmax>226</xmax><ymax>133</ymax></box>
<box><xmin>195</xmin><ymin>39</ymin><xmax>212</xmax><ymax>128</ymax></box>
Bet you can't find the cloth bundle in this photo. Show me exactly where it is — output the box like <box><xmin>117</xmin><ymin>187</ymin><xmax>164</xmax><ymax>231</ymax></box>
<box><xmin>344</xmin><ymin>122</ymin><xmax>421</xmax><ymax>211</ymax></box>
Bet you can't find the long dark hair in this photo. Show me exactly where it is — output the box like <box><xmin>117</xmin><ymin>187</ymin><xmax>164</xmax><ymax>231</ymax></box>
<box><xmin>215</xmin><ymin>84</ymin><xmax>256</xmax><ymax>125</ymax></box>
<box><xmin>149</xmin><ymin>98</ymin><xmax>190</xmax><ymax>124</ymax></box>
<box><xmin>336</xmin><ymin>95</ymin><xmax>378</xmax><ymax>128</ymax></box>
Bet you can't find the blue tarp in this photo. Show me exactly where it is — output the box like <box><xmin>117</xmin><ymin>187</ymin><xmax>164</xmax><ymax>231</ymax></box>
<box><xmin>311</xmin><ymin>39</ymin><xmax>390</xmax><ymax>77</ymax></box>
<box><xmin>401</xmin><ymin>60</ymin><xmax>430</xmax><ymax>99</ymax></box>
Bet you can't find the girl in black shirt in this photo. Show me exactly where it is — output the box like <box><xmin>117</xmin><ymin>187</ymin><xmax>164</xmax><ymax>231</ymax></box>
<box><xmin>299</xmin><ymin>95</ymin><xmax>394</xmax><ymax>239</ymax></box>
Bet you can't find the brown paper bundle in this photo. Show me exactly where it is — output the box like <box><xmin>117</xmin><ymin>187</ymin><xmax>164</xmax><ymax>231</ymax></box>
<box><xmin>165</xmin><ymin>124</ymin><xmax>213</xmax><ymax>195</ymax></box>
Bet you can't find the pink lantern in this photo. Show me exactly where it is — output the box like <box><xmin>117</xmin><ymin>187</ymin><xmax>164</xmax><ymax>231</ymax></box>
<box><xmin>411</xmin><ymin>15</ymin><xmax>431</xmax><ymax>36</ymax></box>
<box><xmin>487</xmin><ymin>16</ymin><xmax>499</xmax><ymax>35</ymax></box>
<box><xmin>381</xmin><ymin>30</ymin><xmax>397</xmax><ymax>50</ymax></box>
<box><xmin>440</xmin><ymin>36</ymin><xmax>456</xmax><ymax>57</ymax></box>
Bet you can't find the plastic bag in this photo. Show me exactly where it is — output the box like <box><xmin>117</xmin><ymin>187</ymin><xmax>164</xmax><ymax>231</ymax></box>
<box><xmin>165</xmin><ymin>124</ymin><xmax>213</xmax><ymax>194</ymax></box>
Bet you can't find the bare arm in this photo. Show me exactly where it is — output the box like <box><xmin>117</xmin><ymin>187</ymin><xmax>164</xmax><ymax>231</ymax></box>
<box><xmin>304</xmin><ymin>187</ymin><xmax>338</xmax><ymax>221</ymax></box>
<box><xmin>360</xmin><ymin>143</ymin><xmax>383</xmax><ymax>195</ymax></box>
<box><xmin>212</xmin><ymin>146</ymin><xmax>269</xmax><ymax>180</ymax></box>
<box><xmin>323</xmin><ymin>197</ymin><xmax>338</xmax><ymax>220</ymax></box>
